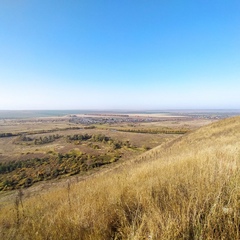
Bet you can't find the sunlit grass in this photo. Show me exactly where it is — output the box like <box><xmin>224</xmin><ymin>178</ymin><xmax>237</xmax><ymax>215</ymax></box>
<box><xmin>1</xmin><ymin>117</ymin><xmax>240</xmax><ymax>239</ymax></box>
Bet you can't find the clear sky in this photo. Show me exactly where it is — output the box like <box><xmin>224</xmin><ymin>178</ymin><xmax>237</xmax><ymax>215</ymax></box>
<box><xmin>0</xmin><ymin>0</ymin><xmax>240</xmax><ymax>110</ymax></box>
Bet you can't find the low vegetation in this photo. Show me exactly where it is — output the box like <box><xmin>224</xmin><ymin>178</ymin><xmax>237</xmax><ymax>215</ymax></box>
<box><xmin>0</xmin><ymin>150</ymin><xmax>120</xmax><ymax>191</ymax></box>
<box><xmin>66</xmin><ymin>133</ymin><xmax>133</xmax><ymax>149</ymax></box>
<box><xmin>0</xmin><ymin>132</ymin><xmax>17</xmax><ymax>137</ymax></box>
<box><xmin>0</xmin><ymin>133</ymin><xmax>138</xmax><ymax>190</ymax></box>
<box><xmin>1</xmin><ymin>117</ymin><xmax>239</xmax><ymax>239</ymax></box>
<box><xmin>115</xmin><ymin>127</ymin><xmax>189</xmax><ymax>134</ymax></box>
<box><xmin>14</xmin><ymin>134</ymin><xmax>62</xmax><ymax>145</ymax></box>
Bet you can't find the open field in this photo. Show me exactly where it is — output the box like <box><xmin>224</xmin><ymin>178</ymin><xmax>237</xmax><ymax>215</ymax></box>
<box><xmin>1</xmin><ymin>112</ymin><xmax>212</xmax><ymax>192</ymax></box>
<box><xmin>0</xmin><ymin>112</ymin><xmax>215</xmax><ymax>164</ymax></box>
<box><xmin>1</xmin><ymin>112</ymin><xmax>240</xmax><ymax>239</ymax></box>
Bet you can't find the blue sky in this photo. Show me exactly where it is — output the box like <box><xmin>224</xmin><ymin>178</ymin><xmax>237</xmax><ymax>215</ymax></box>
<box><xmin>0</xmin><ymin>0</ymin><xmax>239</xmax><ymax>110</ymax></box>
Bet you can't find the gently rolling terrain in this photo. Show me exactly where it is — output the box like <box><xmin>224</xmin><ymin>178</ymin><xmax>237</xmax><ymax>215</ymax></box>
<box><xmin>0</xmin><ymin>114</ymin><xmax>239</xmax><ymax>239</ymax></box>
<box><xmin>0</xmin><ymin>113</ymin><xmax>207</xmax><ymax>191</ymax></box>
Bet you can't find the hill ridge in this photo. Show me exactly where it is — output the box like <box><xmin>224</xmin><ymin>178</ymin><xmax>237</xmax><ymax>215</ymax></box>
<box><xmin>1</xmin><ymin>116</ymin><xmax>240</xmax><ymax>239</ymax></box>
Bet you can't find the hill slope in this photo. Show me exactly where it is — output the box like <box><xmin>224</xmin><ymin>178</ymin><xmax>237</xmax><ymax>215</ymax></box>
<box><xmin>1</xmin><ymin>116</ymin><xmax>240</xmax><ymax>240</ymax></box>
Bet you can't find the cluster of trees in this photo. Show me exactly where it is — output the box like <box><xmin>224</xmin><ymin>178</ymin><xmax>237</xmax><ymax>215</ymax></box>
<box><xmin>67</xmin><ymin>134</ymin><xmax>92</xmax><ymax>141</ymax></box>
<box><xmin>67</xmin><ymin>133</ymin><xmax>132</xmax><ymax>150</ymax></box>
<box><xmin>91</xmin><ymin>134</ymin><xmax>132</xmax><ymax>150</ymax></box>
<box><xmin>91</xmin><ymin>134</ymin><xmax>110</xmax><ymax>142</ymax></box>
<box><xmin>12</xmin><ymin>132</ymin><xmax>136</xmax><ymax>150</ymax></box>
<box><xmin>34</xmin><ymin>134</ymin><xmax>61</xmax><ymax>145</ymax></box>
<box><xmin>19</xmin><ymin>135</ymin><xmax>33</xmax><ymax>142</ymax></box>
<box><xmin>116</xmin><ymin>128</ymin><xmax>189</xmax><ymax>134</ymax></box>
<box><xmin>14</xmin><ymin>135</ymin><xmax>34</xmax><ymax>145</ymax></box>
<box><xmin>0</xmin><ymin>151</ymin><xmax>120</xmax><ymax>191</ymax></box>
<box><xmin>0</xmin><ymin>132</ymin><xmax>16</xmax><ymax>138</ymax></box>
<box><xmin>14</xmin><ymin>134</ymin><xmax>62</xmax><ymax>145</ymax></box>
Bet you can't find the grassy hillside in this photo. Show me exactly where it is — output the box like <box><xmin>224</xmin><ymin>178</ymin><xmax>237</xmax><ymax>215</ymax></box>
<box><xmin>0</xmin><ymin>116</ymin><xmax>240</xmax><ymax>239</ymax></box>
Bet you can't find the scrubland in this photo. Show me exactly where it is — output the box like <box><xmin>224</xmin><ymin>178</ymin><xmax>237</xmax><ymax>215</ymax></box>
<box><xmin>0</xmin><ymin>116</ymin><xmax>240</xmax><ymax>239</ymax></box>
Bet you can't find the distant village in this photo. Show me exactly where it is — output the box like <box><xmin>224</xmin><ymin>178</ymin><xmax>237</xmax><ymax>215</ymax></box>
<box><xmin>68</xmin><ymin>113</ymin><xmax>233</xmax><ymax>125</ymax></box>
<box><xmin>1</xmin><ymin>112</ymin><xmax>238</xmax><ymax>126</ymax></box>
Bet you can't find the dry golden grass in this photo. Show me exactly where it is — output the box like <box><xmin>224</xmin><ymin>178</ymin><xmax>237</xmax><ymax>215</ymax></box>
<box><xmin>0</xmin><ymin>116</ymin><xmax>240</xmax><ymax>239</ymax></box>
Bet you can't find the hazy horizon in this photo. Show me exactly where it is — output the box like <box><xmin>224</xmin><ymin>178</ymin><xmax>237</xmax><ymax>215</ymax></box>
<box><xmin>1</xmin><ymin>109</ymin><xmax>240</xmax><ymax>120</ymax></box>
<box><xmin>1</xmin><ymin>108</ymin><xmax>240</xmax><ymax>112</ymax></box>
<box><xmin>1</xmin><ymin>1</ymin><xmax>240</xmax><ymax>110</ymax></box>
